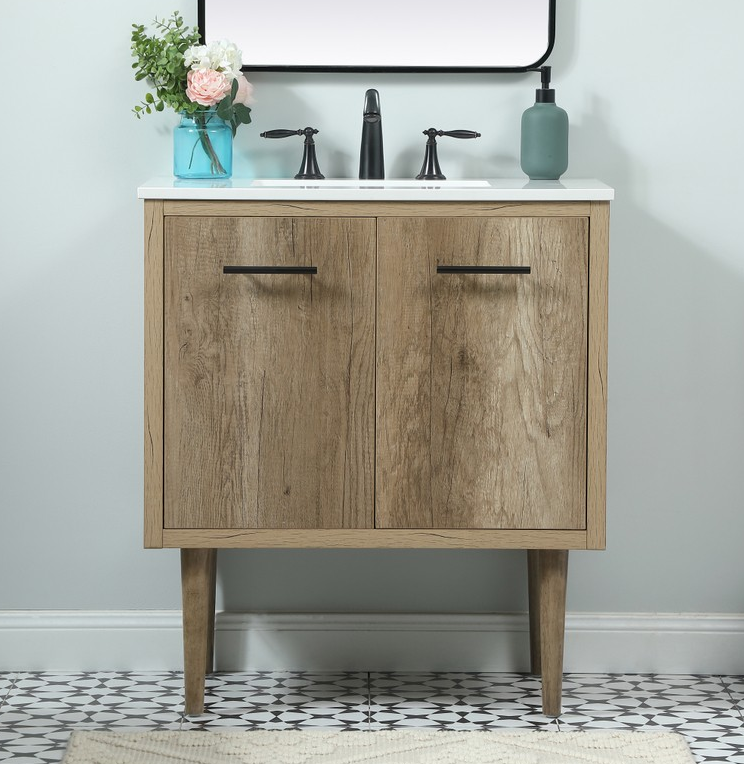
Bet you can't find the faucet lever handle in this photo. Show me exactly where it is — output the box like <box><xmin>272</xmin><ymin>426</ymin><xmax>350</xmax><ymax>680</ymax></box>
<box><xmin>260</xmin><ymin>129</ymin><xmax>302</xmax><ymax>139</ymax></box>
<box><xmin>438</xmin><ymin>130</ymin><xmax>482</xmax><ymax>140</ymax></box>
<box><xmin>261</xmin><ymin>128</ymin><xmax>319</xmax><ymax>139</ymax></box>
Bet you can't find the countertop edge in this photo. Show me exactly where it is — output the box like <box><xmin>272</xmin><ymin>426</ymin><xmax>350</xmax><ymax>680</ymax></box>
<box><xmin>137</xmin><ymin>178</ymin><xmax>615</xmax><ymax>202</ymax></box>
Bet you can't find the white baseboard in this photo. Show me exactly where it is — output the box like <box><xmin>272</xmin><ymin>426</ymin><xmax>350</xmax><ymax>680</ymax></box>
<box><xmin>1</xmin><ymin>611</ymin><xmax>743</xmax><ymax>675</ymax></box>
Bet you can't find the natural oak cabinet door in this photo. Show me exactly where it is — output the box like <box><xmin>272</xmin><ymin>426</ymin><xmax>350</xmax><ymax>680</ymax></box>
<box><xmin>164</xmin><ymin>216</ymin><xmax>375</xmax><ymax>530</ymax></box>
<box><xmin>376</xmin><ymin>216</ymin><xmax>589</xmax><ymax>530</ymax></box>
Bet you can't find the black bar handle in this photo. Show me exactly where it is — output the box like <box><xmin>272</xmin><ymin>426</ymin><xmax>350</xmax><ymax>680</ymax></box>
<box><xmin>223</xmin><ymin>265</ymin><xmax>317</xmax><ymax>274</ymax></box>
<box><xmin>437</xmin><ymin>265</ymin><xmax>531</xmax><ymax>274</ymax></box>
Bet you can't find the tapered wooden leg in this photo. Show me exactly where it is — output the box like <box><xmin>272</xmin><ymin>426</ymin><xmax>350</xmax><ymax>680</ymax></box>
<box><xmin>527</xmin><ymin>550</ymin><xmax>541</xmax><ymax>676</ymax></box>
<box><xmin>181</xmin><ymin>548</ymin><xmax>217</xmax><ymax>715</ymax></box>
<box><xmin>205</xmin><ymin>550</ymin><xmax>218</xmax><ymax>674</ymax></box>
<box><xmin>537</xmin><ymin>549</ymin><xmax>568</xmax><ymax>717</ymax></box>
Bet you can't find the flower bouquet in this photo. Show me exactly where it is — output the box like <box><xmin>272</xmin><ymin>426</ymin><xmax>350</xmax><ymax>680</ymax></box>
<box><xmin>131</xmin><ymin>12</ymin><xmax>253</xmax><ymax>178</ymax></box>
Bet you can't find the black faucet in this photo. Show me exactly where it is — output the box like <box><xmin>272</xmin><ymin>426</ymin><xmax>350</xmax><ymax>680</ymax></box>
<box><xmin>359</xmin><ymin>89</ymin><xmax>384</xmax><ymax>180</ymax></box>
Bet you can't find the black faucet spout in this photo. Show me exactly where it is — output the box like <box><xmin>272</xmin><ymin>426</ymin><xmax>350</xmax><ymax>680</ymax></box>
<box><xmin>359</xmin><ymin>89</ymin><xmax>384</xmax><ymax>180</ymax></box>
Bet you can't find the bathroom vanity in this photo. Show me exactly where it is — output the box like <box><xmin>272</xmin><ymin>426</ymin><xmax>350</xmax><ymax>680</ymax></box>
<box><xmin>139</xmin><ymin>178</ymin><xmax>612</xmax><ymax>717</ymax></box>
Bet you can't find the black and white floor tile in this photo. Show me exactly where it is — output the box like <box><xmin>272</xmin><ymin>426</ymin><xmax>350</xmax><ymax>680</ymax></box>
<box><xmin>0</xmin><ymin>671</ymin><xmax>742</xmax><ymax>762</ymax></box>
<box><xmin>184</xmin><ymin>672</ymin><xmax>371</xmax><ymax>730</ymax></box>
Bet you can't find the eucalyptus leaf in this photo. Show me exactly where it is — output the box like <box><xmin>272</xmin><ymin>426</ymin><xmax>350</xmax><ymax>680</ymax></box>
<box><xmin>216</xmin><ymin>100</ymin><xmax>232</xmax><ymax>120</ymax></box>
<box><xmin>234</xmin><ymin>104</ymin><xmax>252</xmax><ymax>124</ymax></box>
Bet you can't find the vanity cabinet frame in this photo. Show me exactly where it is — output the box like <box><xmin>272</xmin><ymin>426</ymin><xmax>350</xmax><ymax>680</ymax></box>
<box><xmin>144</xmin><ymin>198</ymin><xmax>609</xmax><ymax>717</ymax></box>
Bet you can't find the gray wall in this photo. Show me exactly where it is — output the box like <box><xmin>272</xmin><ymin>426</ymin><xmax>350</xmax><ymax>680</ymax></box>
<box><xmin>2</xmin><ymin>1</ymin><xmax>743</xmax><ymax>616</ymax></box>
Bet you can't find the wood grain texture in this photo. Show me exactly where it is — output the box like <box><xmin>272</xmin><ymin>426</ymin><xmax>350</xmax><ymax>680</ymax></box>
<box><xmin>162</xmin><ymin>528</ymin><xmax>588</xmax><ymax>549</ymax></box>
<box><xmin>587</xmin><ymin>202</ymin><xmax>610</xmax><ymax>550</ymax></box>
<box><xmin>537</xmin><ymin>549</ymin><xmax>569</xmax><ymax>717</ymax></box>
<box><xmin>180</xmin><ymin>548</ymin><xmax>216</xmax><ymax>715</ymax></box>
<box><xmin>376</xmin><ymin>217</ymin><xmax>589</xmax><ymax>530</ymax></box>
<box><xmin>163</xmin><ymin>201</ymin><xmax>591</xmax><ymax>219</ymax></box>
<box><xmin>164</xmin><ymin>216</ymin><xmax>375</xmax><ymax>530</ymax></box>
<box><xmin>146</xmin><ymin>202</ymin><xmax>608</xmax><ymax>548</ymax></box>
<box><xmin>144</xmin><ymin>200</ymin><xmax>164</xmax><ymax>548</ymax></box>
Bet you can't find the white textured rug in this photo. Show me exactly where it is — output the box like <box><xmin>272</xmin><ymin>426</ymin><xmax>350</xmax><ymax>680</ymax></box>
<box><xmin>62</xmin><ymin>729</ymin><xmax>696</xmax><ymax>763</ymax></box>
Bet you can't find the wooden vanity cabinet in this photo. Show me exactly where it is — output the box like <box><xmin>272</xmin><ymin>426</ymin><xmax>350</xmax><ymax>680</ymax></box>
<box><xmin>144</xmin><ymin>199</ymin><xmax>609</xmax><ymax>718</ymax></box>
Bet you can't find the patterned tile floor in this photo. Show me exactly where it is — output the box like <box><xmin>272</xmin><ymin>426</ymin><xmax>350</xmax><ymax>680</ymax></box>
<box><xmin>0</xmin><ymin>672</ymin><xmax>742</xmax><ymax>762</ymax></box>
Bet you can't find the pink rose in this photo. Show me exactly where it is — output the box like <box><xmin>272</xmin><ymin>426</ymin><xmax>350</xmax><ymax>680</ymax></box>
<box><xmin>186</xmin><ymin>69</ymin><xmax>231</xmax><ymax>107</ymax></box>
<box><xmin>234</xmin><ymin>74</ymin><xmax>254</xmax><ymax>107</ymax></box>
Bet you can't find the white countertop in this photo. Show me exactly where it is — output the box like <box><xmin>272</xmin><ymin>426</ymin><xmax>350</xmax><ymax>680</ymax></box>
<box><xmin>138</xmin><ymin>177</ymin><xmax>614</xmax><ymax>202</ymax></box>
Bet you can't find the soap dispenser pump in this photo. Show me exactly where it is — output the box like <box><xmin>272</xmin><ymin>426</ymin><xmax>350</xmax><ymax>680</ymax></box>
<box><xmin>520</xmin><ymin>66</ymin><xmax>569</xmax><ymax>181</ymax></box>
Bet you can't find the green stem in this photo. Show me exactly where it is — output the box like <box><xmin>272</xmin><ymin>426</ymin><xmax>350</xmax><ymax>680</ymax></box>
<box><xmin>193</xmin><ymin>111</ymin><xmax>226</xmax><ymax>176</ymax></box>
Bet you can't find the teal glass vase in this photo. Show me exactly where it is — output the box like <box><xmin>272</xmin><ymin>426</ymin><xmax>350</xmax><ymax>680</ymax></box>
<box><xmin>174</xmin><ymin>111</ymin><xmax>232</xmax><ymax>179</ymax></box>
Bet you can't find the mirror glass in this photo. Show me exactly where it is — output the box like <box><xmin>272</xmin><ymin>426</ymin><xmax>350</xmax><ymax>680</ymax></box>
<box><xmin>198</xmin><ymin>0</ymin><xmax>555</xmax><ymax>72</ymax></box>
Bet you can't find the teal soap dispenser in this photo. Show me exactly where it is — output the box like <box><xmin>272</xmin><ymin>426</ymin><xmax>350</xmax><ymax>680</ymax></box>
<box><xmin>520</xmin><ymin>66</ymin><xmax>569</xmax><ymax>180</ymax></box>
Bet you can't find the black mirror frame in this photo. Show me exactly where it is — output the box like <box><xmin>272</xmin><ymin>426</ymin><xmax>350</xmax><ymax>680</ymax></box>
<box><xmin>197</xmin><ymin>0</ymin><xmax>555</xmax><ymax>74</ymax></box>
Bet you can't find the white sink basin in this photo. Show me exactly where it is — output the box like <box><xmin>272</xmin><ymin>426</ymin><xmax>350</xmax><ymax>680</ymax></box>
<box><xmin>250</xmin><ymin>178</ymin><xmax>492</xmax><ymax>189</ymax></box>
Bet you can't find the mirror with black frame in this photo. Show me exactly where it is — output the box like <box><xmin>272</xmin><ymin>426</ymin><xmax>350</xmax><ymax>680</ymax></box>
<box><xmin>198</xmin><ymin>0</ymin><xmax>555</xmax><ymax>73</ymax></box>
